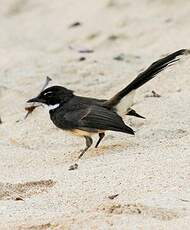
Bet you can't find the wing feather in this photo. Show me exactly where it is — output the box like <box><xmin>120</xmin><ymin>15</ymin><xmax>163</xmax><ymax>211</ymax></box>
<box><xmin>64</xmin><ymin>105</ymin><xmax>134</xmax><ymax>135</ymax></box>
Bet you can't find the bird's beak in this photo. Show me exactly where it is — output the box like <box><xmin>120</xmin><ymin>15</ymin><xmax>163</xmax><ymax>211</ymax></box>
<box><xmin>27</xmin><ymin>96</ymin><xmax>46</xmax><ymax>103</ymax></box>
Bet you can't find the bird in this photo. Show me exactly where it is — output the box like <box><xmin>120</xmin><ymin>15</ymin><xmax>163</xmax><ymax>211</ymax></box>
<box><xmin>27</xmin><ymin>49</ymin><xmax>188</xmax><ymax>158</ymax></box>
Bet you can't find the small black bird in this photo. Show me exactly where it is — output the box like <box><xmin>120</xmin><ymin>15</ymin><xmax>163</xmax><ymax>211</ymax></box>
<box><xmin>27</xmin><ymin>49</ymin><xmax>187</xmax><ymax>158</ymax></box>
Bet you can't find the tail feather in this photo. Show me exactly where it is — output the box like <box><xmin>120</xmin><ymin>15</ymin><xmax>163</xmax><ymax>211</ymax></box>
<box><xmin>104</xmin><ymin>49</ymin><xmax>188</xmax><ymax>108</ymax></box>
<box><xmin>127</xmin><ymin>109</ymin><xmax>145</xmax><ymax>119</ymax></box>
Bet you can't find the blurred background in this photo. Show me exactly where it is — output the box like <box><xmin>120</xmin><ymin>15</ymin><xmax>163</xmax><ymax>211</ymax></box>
<box><xmin>1</xmin><ymin>0</ymin><xmax>189</xmax><ymax>106</ymax></box>
<box><xmin>0</xmin><ymin>1</ymin><xmax>190</xmax><ymax>228</ymax></box>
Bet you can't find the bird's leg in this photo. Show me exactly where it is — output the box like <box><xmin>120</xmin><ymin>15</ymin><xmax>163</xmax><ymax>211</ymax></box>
<box><xmin>95</xmin><ymin>132</ymin><xmax>105</xmax><ymax>148</ymax></box>
<box><xmin>78</xmin><ymin>136</ymin><xmax>93</xmax><ymax>159</ymax></box>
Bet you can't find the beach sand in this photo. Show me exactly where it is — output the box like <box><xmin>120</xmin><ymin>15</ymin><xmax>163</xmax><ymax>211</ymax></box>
<box><xmin>0</xmin><ymin>0</ymin><xmax>190</xmax><ymax>229</ymax></box>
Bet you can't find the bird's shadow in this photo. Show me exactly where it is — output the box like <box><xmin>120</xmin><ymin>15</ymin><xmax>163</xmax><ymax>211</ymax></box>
<box><xmin>76</xmin><ymin>141</ymin><xmax>132</xmax><ymax>160</ymax></box>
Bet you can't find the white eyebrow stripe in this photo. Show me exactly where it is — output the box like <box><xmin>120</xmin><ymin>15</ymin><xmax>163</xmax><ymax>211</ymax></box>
<box><xmin>44</xmin><ymin>91</ymin><xmax>53</xmax><ymax>96</ymax></box>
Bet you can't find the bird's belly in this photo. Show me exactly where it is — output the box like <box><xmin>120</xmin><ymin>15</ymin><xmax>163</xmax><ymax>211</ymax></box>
<box><xmin>68</xmin><ymin>129</ymin><xmax>103</xmax><ymax>137</ymax></box>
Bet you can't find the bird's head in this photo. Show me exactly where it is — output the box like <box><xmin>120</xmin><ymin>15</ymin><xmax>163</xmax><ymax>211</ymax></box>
<box><xmin>27</xmin><ymin>86</ymin><xmax>74</xmax><ymax>106</ymax></box>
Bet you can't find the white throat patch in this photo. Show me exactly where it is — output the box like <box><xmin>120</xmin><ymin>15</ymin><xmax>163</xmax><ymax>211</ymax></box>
<box><xmin>48</xmin><ymin>103</ymin><xmax>60</xmax><ymax>111</ymax></box>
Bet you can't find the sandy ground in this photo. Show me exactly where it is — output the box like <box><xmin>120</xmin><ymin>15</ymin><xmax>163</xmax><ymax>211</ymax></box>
<box><xmin>0</xmin><ymin>0</ymin><xmax>190</xmax><ymax>229</ymax></box>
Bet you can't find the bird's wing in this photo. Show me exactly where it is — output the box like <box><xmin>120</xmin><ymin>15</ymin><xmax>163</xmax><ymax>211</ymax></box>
<box><xmin>64</xmin><ymin>105</ymin><xmax>134</xmax><ymax>135</ymax></box>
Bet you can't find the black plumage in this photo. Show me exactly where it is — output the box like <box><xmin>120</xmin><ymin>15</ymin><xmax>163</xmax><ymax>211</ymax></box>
<box><xmin>27</xmin><ymin>49</ymin><xmax>187</xmax><ymax>158</ymax></box>
<box><xmin>50</xmin><ymin>104</ymin><xmax>134</xmax><ymax>134</ymax></box>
